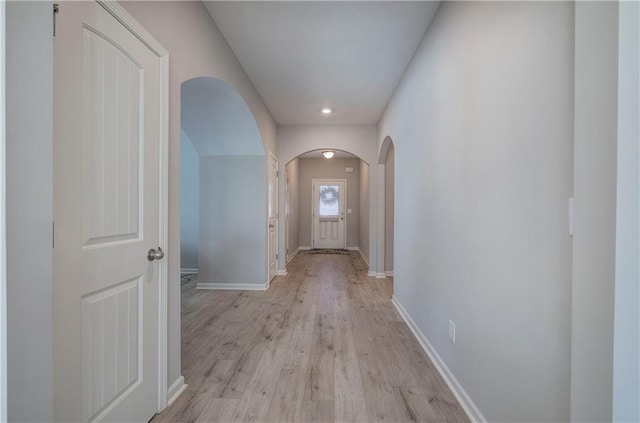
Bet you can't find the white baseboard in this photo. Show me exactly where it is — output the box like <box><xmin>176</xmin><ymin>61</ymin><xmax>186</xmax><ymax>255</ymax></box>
<box><xmin>180</xmin><ymin>268</ymin><xmax>198</xmax><ymax>275</ymax></box>
<box><xmin>298</xmin><ymin>246</ymin><xmax>312</xmax><ymax>251</ymax></box>
<box><xmin>385</xmin><ymin>270</ymin><xmax>394</xmax><ymax>277</ymax></box>
<box><xmin>196</xmin><ymin>282</ymin><xmax>268</xmax><ymax>291</ymax></box>
<box><xmin>167</xmin><ymin>376</ymin><xmax>188</xmax><ymax>407</ymax></box>
<box><xmin>277</xmin><ymin>269</ymin><xmax>288</xmax><ymax>276</ymax></box>
<box><xmin>391</xmin><ymin>295</ymin><xmax>486</xmax><ymax>423</ymax></box>
<box><xmin>376</xmin><ymin>272</ymin><xmax>387</xmax><ymax>279</ymax></box>
<box><xmin>346</xmin><ymin>246</ymin><xmax>359</xmax><ymax>251</ymax></box>
<box><xmin>287</xmin><ymin>247</ymin><xmax>300</xmax><ymax>263</ymax></box>
<box><xmin>367</xmin><ymin>271</ymin><xmax>376</xmax><ymax>277</ymax></box>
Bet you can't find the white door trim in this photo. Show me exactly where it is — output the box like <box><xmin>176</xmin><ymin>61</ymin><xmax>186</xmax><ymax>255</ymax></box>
<box><xmin>267</xmin><ymin>151</ymin><xmax>279</xmax><ymax>283</ymax></box>
<box><xmin>285</xmin><ymin>167</ymin><xmax>289</xmax><ymax>262</ymax></box>
<box><xmin>311</xmin><ymin>178</ymin><xmax>347</xmax><ymax>249</ymax></box>
<box><xmin>96</xmin><ymin>1</ymin><xmax>170</xmax><ymax>412</ymax></box>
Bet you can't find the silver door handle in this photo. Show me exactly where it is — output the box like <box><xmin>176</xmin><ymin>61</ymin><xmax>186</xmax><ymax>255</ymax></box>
<box><xmin>269</xmin><ymin>224</ymin><xmax>275</xmax><ymax>228</ymax></box>
<box><xmin>147</xmin><ymin>247</ymin><xmax>164</xmax><ymax>261</ymax></box>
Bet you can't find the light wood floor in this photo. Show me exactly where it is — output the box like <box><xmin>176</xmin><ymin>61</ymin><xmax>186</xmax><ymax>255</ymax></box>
<box><xmin>152</xmin><ymin>251</ymin><xmax>470</xmax><ymax>423</ymax></box>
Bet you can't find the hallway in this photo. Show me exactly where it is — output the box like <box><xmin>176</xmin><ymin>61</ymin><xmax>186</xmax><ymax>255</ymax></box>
<box><xmin>153</xmin><ymin>252</ymin><xmax>469</xmax><ymax>422</ymax></box>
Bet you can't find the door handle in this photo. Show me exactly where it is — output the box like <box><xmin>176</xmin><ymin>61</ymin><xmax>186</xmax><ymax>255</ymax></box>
<box><xmin>147</xmin><ymin>247</ymin><xmax>165</xmax><ymax>261</ymax></box>
<box><xmin>269</xmin><ymin>224</ymin><xmax>275</xmax><ymax>228</ymax></box>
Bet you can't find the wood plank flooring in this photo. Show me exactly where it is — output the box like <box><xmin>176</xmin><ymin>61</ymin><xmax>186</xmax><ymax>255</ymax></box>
<box><xmin>152</xmin><ymin>251</ymin><xmax>470</xmax><ymax>423</ymax></box>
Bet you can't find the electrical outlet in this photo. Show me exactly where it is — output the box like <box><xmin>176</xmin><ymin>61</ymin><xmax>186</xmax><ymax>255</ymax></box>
<box><xmin>448</xmin><ymin>320</ymin><xmax>456</xmax><ymax>344</ymax></box>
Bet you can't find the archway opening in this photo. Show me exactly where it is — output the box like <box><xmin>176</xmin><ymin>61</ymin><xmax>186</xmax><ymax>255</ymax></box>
<box><xmin>180</xmin><ymin>76</ymin><xmax>266</xmax><ymax>291</ymax></box>
<box><xmin>283</xmin><ymin>149</ymin><xmax>371</xmax><ymax>268</ymax></box>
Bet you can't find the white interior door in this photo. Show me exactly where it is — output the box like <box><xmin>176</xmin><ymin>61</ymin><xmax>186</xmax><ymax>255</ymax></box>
<box><xmin>53</xmin><ymin>2</ymin><xmax>166</xmax><ymax>422</ymax></box>
<box><xmin>268</xmin><ymin>154</ymin><xmax>278</xmax><ymax>281</ymax></box>
<box><xmin>312</xmin><ymin>179</ymin><xmax>346</xmax><ymax>249</ymax></box>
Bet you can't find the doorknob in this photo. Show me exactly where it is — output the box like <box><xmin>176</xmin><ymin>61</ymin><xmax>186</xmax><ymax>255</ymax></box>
<box><xmin>269</xmin><ymin>224</ymin><xmax>275</xmax><ymax>228</ymax></box>
<box><xmin>147</xmin><ymin>247</ymin><xmax>165</xmax><ymax>261</ymax></box>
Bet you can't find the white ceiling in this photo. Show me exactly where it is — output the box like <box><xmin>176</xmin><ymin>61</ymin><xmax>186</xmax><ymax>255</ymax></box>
<box><xmin>204</xmin><ymin>1</ymin><xmax>440</xmax><ymax>125</ymax></box>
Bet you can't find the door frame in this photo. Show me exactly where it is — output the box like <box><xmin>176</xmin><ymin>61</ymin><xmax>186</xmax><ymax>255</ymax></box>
<box><xmin>311</xmin><ymin>178</ymin><xmax>347</xmax><ymax>249</ymax></box>
<box><xmin>86</xmin><ymin>1</ymin><xmax>170</xmax><ymax>412</ymax></box>
<box><xmin>267</xmin><ymin>151</ymin><xmax>279</xmax><ymax>282</ymax></box>
<box><xmin>285</xmin><ymin>166</ymin><xmax>289</xmax><ymax>261</ymax></box>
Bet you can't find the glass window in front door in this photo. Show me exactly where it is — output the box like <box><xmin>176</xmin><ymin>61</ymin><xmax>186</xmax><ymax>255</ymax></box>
<box><xmin>319</xmin><ymin>185</ymin><xmax>340</xmax><ymax>217</ymax></box>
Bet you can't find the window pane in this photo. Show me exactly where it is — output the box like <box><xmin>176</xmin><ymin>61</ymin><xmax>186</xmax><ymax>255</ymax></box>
<box><xmin>319</xmin><ymin>185</ymin><xmax>339</xmax><ymax>216</ymax></box>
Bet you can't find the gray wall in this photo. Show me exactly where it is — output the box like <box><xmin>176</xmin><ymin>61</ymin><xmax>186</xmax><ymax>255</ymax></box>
<box><xmin>181</xmin><ymin>77</ymin><xmax>264</xmax><ymax>157</ymax></box>
<box><xmin>571</xmin><ymin>2</ymin><xmax>618</xmax><ymax>421</ymax></box>
<box><xmin>613</xmin><ymin>2</ymin><xmax>640</xmax><ymax>420</ymax></box>
<box><xmin>378</xmin><ymin>2</ymin><xmax>574</xmax><ymax>421</ymax></box>
<box><xmin>286</xmin><ymin>158</ymin><xmax>300</xmax><ymax>258</ymax></box>
<box><xmin>199</xmin><ymin>156</ymin><xmax>266</xmax><ymax>285</ymax></box>
<box><xmin>297</xmin><ymin>158</ymin><xmax>361</xmax><ymax>248</ymax></box>
<box><xmin>384</xmin><ymin>144</ymin><xmax>394</xmax><ymax>272</ymax></box>
<box><xmin>180</xmin><ymin>130</ymin><xmax>199</xmax><ymax>271</ymax></box>
<box><xmin>6</xmin><ymin>2</ymin><xmax>54</xmax><ymax>421</ymax></box>
<box><xmin>121</xmin><ymin>1</ymin><xmax>277</xmax><ymax>387</ymax></box>
<box><xmin>359</xmin><ymin>161</ymin><xmax>370</xmax><ymax>260</ymax></box>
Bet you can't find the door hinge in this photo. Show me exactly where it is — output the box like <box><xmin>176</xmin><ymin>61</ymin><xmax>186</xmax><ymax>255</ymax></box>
<box><xmin>275</xmin><ymin>253</ymin><xmax>278</xmax><ymax>260</ymax></box>
<box><xmin>276</xmin><ymin>171</ymin><xmax>279</xmax><ymax>178</ymax></box>
<box><xmin>52</xmin><ymin>222</ymin><xmax>55</xmax><ymax>248</ymax></box>
<box><xmin>53</xmin><ymin>4</ymin><xmax>59</xmax><ymax>37</ymax></box>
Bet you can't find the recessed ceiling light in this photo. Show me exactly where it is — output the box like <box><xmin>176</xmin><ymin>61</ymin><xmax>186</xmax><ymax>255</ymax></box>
<box><xmin>321</xmin><ymin>107</ymin><xmax>332</xmax><ymax>115</ymax></box>
<box><xmin>322</xmin><ymin>151</ymin><xmax>335</xmax><ymax>159</ymax></box>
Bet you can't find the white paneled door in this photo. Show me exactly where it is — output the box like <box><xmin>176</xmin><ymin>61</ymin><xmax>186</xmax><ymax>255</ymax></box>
<box><xmin>268</xmin><ymin>154</ymin><xmax>278</xmax><ymax>281</ymax></box>
<box><xmin>53</xmin><ymin>2</ymin><xmax>167</xmax><ymax>422</ymax></box>
<box><xmin>312</xmin><ymin>179</ymin><xmax>346</xmax><ymax>249</ymax></box>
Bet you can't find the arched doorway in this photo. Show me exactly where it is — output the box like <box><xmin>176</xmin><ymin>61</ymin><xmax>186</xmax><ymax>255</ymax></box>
<box><xmin>379</xmin><ymin>136</ymin><xmax>395</xmax><ymax>289</ymax></box>
<box><xmin>283</xmin><ymin>149</ymin><xmax>371</xmax><ymax>269</ymax></box>
<box><xmin>180</xmin><ymin>77</ymin><xmax>267</xmax><ymax>290</ymax></box>
<box><xmin>276</xmin><ymin>125</ymin><xmax>379</xmax><ymax>276</ymax></box>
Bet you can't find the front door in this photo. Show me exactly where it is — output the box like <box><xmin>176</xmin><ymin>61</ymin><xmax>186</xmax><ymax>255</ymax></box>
<box><xmin>268</xmin><ymin>154</ymin><xmax>278</xmax><ymax>281</ymax></box>
<box><xmin>312</xmin><ymin>179</ymin><xmax>346</xmax><ymax>249</ymax></box>
<box><xmin>53</xmin><ymin>2</ymin><xmax>166</xmax><ymax>422</ymax></box>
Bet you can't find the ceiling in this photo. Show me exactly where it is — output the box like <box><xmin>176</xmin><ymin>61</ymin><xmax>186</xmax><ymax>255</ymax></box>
<box><xmin>204</xmin><ymin>1</ymin><xmax>440</xmax><ymax>125</ymax></box>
